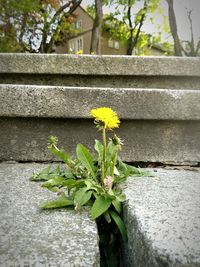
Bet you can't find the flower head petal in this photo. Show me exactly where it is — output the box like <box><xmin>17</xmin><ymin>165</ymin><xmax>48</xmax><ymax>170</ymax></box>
<box><xmin>90</xmin><ymin>107</ymin><xmax>120</xmax><ymax>129</ymax></box>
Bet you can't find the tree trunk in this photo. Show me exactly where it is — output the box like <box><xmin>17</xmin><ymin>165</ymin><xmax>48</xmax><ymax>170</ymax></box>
<box><xmin>38</xmin><ymin>0</ymin><xmax>82</xmax><ymax>53</ymax></box>
<box><xmin>126</xmin><ymin>0</ymin><xmax>133</xmax><ymax>55</ymax></box>
<box><xmin>90</xmin><ymin>0</ymin><xmax>103</xmax><ymax>54</ymax></box>
<box><xmin>126</xmin><ymin>0</ymin><xmax>147</xmax><ymax>55</ymax></box>
<box><xmin>166</xmin><ymin>0</ymin><xmax>182</xmax><ymax>56</ymax></box>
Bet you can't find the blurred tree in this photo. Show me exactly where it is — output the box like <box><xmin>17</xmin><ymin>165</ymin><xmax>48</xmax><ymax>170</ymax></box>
<box><xmin>165</xmin><ymin>0</ymin><xmax>182</xmax><ymax>56</ymax></box>
<box><xmin>182</xmin><ymin>9</ymin><xmax>200</xmax><ymax>56</ymax></box>
<box><xmin>0</xmin><ymin>0</ymin><xmax>82</xmax><ymax>53</ymax></box>
<box><xmin>90</xmin><ymin>0</ymin><xmax>103</xmax><ymax>54</ymax></box>
<box><xmin>102</xmin><ymin>0</ymin><xmax>165</xmax><ymax>55</ymax></box>
<box><xmin>166</xmin><ymin>0</ymin><xmax>200</xmax><ymax>56</ymax></box>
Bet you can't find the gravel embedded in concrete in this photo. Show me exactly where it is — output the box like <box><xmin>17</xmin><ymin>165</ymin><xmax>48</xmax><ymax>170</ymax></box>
<box><xmin>0</xmin><ymin>163</ymin><xmax>100</xmax><ymax>267</ymax></box>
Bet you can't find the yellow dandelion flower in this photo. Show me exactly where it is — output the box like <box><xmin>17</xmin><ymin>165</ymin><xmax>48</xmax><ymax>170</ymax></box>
<box><xmin>90</xmin><ymin>107</ymin><xmax>120</xmax><ymax>129</ymax></box>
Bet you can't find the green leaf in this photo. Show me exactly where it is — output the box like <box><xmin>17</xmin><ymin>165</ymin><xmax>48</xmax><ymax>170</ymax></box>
<box><xmin>42</xmin><ymin>176</ymin><xmax>68</xmax><ymax>188</ymax></box>
<box><xmin>110</xmin><ymin>211</ymin><xmax>128</xmax><ymax>242</ymax></box>
<box><xmin>74</xmin><ymin>187</ymin><xmax>92</xmax><ymax>206</ymax></box>
<box><xmin>49</xmin><ymin>146</ymin><xmax>71</xmax><ymax>163</ymax></box>
<box><xmin>115</xmin><ymin>193</ymin><xmax>126</xmax><ymax>202</ymax></box>
<box><xmin>94</xmin><ymin>139</ymin><xmax>104</xmax><ymax>162</ymax></box>
<box><xmin>30</xmin><ymin>166</ymin><xmax>61</xmax><ymax>181</ymax></box>
<box><xmin>40</xmin><ymin>196</ymin><xmax>74</xmax><ymax>209</ymax></box>
<box><xmin>90</xmin><ymin>196</ymin><xmax>112</xmax><ymax>220</ymax></box>
<box><xmin>64</xmin><ymin>179</ymin><xmax>85</xmax><ymax>190</ymax></box>
<box><xmin>112</xmin><ymin>199</ymin><xmax>122</xmax><ymax>214</ymax></box>
<box><xmin>107</xmin><ymin>141</ymin><xmax>117</xmax><ymax>161</ymax></box>
<box><xmin>76</xmin><ymin>144</ymin><xmax>96</xmax><ymax>179</ymax></box>
<box><xmin>103</xmin><ymin>210</ymin><xmax>111</xmax><ymax>223</ymax></box>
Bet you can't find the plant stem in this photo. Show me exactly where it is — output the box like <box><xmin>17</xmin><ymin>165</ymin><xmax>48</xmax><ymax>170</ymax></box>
<box><xmin>102</xmin><ymin>126</ymin><xmax>107</xmax><ymax>184</ymax></box>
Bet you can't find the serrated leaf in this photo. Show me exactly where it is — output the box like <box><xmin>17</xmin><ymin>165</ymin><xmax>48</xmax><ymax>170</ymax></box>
<box><xmin>74</xmin><ymin>187</ymin><xmax>92</xmax><ymax>206</ymax></box>
<box><xmin>42</xmin><ymin>176</ymin><xmax>67</xmax><ymax>188</ymax></box>
<box><xmin>112</xmin><ymin>199</ymin><xmax>122</xmax><ymax>214</ymax></box>
<box><xmin>110</xmin><ymin>211</ymin><xmax>128</xmax><ymax>242</ymax></box>
<box><xmin>76</xmin><ymin>144</ymin><xmax>96</xmax><ymax>179</ymax></box>
<box><xmin>30</xmin><ymin>166</ymin><xmax>65</xmax><ymax>181</ymax></box>
<box><xmin>90</xmin><ymin>196</ymin><xmax>112</xmax><ymax>220</ymax></box>
<box><xmin>64</xmin><ymin>179</ymin><xmax>85</xmax><ymax>190</ymax></box>
<box><xmin>40</xmin><ymin>196</ymin><xmax>74</xmax><ymax>209</ymax></box>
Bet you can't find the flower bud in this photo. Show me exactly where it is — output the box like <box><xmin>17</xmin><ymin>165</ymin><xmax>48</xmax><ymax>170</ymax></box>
<box><xmin>104</xmin><ymin>176</ymin><xmax>114</xmax><ymax>191</ymax></box>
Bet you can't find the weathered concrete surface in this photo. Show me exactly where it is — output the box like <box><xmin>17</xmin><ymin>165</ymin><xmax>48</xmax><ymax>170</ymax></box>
<box><xmin>0</xmin><ymin>118</ymin><xmax>199</xmax><ymax>164</ymax></box>
<box><xmin>0</xmin><ymin>55</ymin><xmax>199</xmax><ymax>163</ymax></box>
<box><xmin>0</xmin><ymin>54</ymin><xmax>200</xmax><ymax>76</ymax></box>
<box><xmin>0</xmin><ymin>163</ymin><xmax>100</xmax><ymax>267</ymax></box>
<box><xmin>0</xmin><ymin>85</ymin><xmax>200</xmax><ymax>120</ymax></box>
<box><xmin>122</xmin><ymin>168</ymin><xmax>200</xmax><ymax>267</ymax></box>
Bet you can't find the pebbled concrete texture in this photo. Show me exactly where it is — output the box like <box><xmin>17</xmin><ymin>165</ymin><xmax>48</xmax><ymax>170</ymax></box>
<box><xmin>122</xmin><ymin>168</ymin><xmax>200</xmax><ymax>267</ymax></box>
<box><xmin>0</xmin><ymin>84</ymin><xmax>200</xmax><ymax>120</ymax></box>
<box><xmin>0</xmin><ymin>54</ymin><xmax>200</xmax><ymax>76</ymax></box>
<box><xmin>0</xmin><ymin>163</ymin><xmax>100</xmax><ymax>267</ymax></box>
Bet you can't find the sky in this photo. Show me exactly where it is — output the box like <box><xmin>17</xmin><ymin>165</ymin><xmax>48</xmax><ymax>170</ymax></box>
<box><xmin>81</xmin><ymin>0</ymin><xmax>200</xmax><ymax>43</ymax></box>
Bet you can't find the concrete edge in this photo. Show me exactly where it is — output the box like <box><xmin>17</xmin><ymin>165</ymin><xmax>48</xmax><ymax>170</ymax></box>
<box><xmin>0</xmin><ymin>84</ymin><xmax>200</xmax><ymax>120</ymax></box>
<box><xmin>0</xmin><ymin>54</ymin><xmax>199</xmax><ymax>76</ymax></box>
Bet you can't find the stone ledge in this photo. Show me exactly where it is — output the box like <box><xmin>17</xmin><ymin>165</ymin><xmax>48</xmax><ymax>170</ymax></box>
<box><xmin>1</xmin><ymin>84</ymin><xmax>200</xmax><ymax>120</ymax></box>
<box><xmin>0</xmin><ymin>163</ymin><xmax>100</xmax><ymax>267</ymax></box>
<box><xmin>122</xmin><ymin>168</ymin><xmax>200</xmax><ymax>267</ymax></box>
<box><xmin>0</xmin><ymin>118</ymin><xmax>199</xmax><ymax>163</ymax></box>
<box><xmin>0</xmin><ymin>54</ymin><xmax>200</xmax><ymax>76</ymax></box>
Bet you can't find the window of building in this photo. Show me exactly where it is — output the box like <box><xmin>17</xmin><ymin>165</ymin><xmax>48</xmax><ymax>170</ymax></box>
<box><xmin>108</xmin><ymin>39</ymin><xmax>120</xmax><ymax>50</ymax></box>
<box><xmin>114</xmin><ymin>41</ymin><xmax>119</xmax><ymax>50</ymax></box>
<box><xmin>75</xmin><ymin>20</ymin><xmax>82</xmax><ymax>29</ymax></box>
<box><xmin>69</xmin><ymin>36</ymin><xmax>83</xmax><ymax>53</ymax></box>
<box><xmin>108</xmin><ymin>39</ymin><xmax>114</xmax><ymax>48</ymax></box>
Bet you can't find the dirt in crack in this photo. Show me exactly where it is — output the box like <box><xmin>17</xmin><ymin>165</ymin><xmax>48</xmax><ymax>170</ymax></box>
<box><xmin>97</xmin><ymin>216</ymin><xmax>124</xmax><ymax>267</ymax></box>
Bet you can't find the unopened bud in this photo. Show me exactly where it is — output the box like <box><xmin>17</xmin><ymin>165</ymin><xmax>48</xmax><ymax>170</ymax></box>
<box><xmin>104</xmin><ymin>176</ymin><xmax>114</xmax><ymax>191</ymax></box>
<box><xmin>112</xmin><ymin>134</ymin><xmax>123</xmax><ymax>151</ymax></box>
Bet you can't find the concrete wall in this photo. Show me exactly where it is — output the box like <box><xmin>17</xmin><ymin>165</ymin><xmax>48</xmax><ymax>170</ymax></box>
<box><xmin>0</xmin><ymin>54</ymin><xmax>199</xmax><ymax>164</ymax></box>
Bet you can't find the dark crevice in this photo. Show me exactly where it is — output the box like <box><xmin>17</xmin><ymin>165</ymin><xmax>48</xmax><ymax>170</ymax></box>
<box><xmin>0</xmin><ymin>160</ymin><xmax>199</xmax><ymax>167</ymax></box>
<box><xmin>97</xmin><ymin>216</ymin><xmax>124</xmax><ymax>267</ymax></box>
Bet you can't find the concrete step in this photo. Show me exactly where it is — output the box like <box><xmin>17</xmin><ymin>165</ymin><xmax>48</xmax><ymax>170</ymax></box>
<box><xmin>122</xmin><ymin>168</ymin><xmax>200</xmax><ymax>267</ymax></box>
<box><xmin>1</xmin><ymin>85</ymin><xmax>200</xmax><ymax>120</ymax></box>
<box><xmin>0</xmin><ymin>54</ymin><xmax>199</xmax><ymax>164</ymax></box>
<box><xmin>0</xmin><ymin>84</ymin><xmax>199</xmax><ymax>164</ymax></box>
<box><xmin>1</xmin><ymin>54</ymin><xmax>200</xmax><ymax>89</ymax></box>
<box><xmin>0</xmin><ymin>163</ymin><xmax>100</xmax><ymax>267</ymax></box>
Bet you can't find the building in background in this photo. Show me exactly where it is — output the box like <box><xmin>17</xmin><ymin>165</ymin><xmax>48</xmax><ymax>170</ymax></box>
<box><xmin>55</xmin><ymin>6</ymin><xmax>167</xmax><ymax>56</ymax></box>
